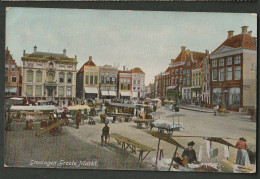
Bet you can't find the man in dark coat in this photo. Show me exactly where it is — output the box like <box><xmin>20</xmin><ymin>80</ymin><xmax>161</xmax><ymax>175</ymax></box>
<box><xmin>101</xmin><ymin>122</ymin><xmax>110</xmax><ymax>146</ymax></box>
<box><xmin>182</xmin><ymin>141</ymin><xmax>197</xmax><ymax>164</ymax></box>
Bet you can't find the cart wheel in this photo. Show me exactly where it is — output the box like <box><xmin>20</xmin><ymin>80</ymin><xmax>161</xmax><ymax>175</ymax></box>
<box><xmin>167</xmin><ymin>129</ymin><xmax>173</xmax><ymax>135</ymax></box>
<box><xmin>50</xmin><ymin>126</ymin><xmax>62</xmax><ymax>136</ymax></box>
<box><xmin>158</xmin><ymin>128</ymin><xmax>164</xmax><ymax>133</ymax></box>
<box><xmin>137</xmin><ymin>123</ymin><xmax>142</xmax><ymax>129</ymax></box>
<box><xmin>144</xmin><ymin>122</ymin><xmax>150</xmax><ymax>129</ymax></box>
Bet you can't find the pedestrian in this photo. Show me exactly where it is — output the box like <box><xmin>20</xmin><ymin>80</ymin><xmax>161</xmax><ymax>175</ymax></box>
<box><xmin>101</xmin><ymin>122</ymin><xmax>110</xmax><ymax>146</ymax></box>
<box><xmin>236</xmin><ymin>137</ymin><xmax>250</xmax><ymax>166</ymax></box>
<box><xmin>182</xmin><ymin>141</ymin><xmax>197</xmax><ymax>164</ymax></box>
<box><xmin>75</xmin><ymin>110</ymin><xmax>81</xmax><ymax>129</ymax></box>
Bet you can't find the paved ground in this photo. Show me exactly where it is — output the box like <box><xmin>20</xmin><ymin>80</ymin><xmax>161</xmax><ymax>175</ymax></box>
<box><xmin>4</xmin><ymin>106</ymin><xmax>256</xmax><ymax>170</ymax></box>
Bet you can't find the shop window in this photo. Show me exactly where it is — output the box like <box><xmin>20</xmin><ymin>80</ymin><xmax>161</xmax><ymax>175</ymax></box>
<box><xmin>229</xmin><ymin>88</ymin><xmax>240</xmax><ymax>107</ymax></box>
<box><xmin>212</xmin><ymin>88</ymin><xmax>221</xmax><ymax>105</ymax></box>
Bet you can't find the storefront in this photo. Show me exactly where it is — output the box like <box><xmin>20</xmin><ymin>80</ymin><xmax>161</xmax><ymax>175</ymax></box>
<box><xmin>212</xmin><ymin>87</ymin><xmax>241</xmax><ymax>111</ymax></box>
<box><xmin>84</xmin><ymin>87</ymin><xmax>98</xmax><ymax>99</ymax></box>
<box><xmin>120</xmin><ymin>91</ymin><xmax>131</xmax><ymax>100</ymax></box>
<box><xmin>100</xmin><ymin>90</ymin><xmax>117</xmax><ymax>99</ymax></box>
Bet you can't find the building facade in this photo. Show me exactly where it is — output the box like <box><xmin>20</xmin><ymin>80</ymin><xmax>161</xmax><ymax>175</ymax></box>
<box><xmin>99</xmin><ymin>65</ymin><xmax>118</xmax><ymax>99</ymax></box>
<box><xmin>209</xmin><ymin>26</ymin><xmax>257</xmax><ymax>111</ymax></box>
<box><xmin>201</xmin><ymin>50</ymin><xmax>211</xmax><ymax>105</ymax></box>
<box><xmin>5</xmin><ymin>47</ymin><xmax>22</xmax><ymax>97</ymax></box>
<box><xmin>22</xmin><ymin>46</ymin><xmax>77</xmax><ymax>101</ymax></box>
<box><xmin>118</xmin><ymin>67</ymin><xmax>132</xmax><ymax>100</ymax></box>
<box><xmin>77</xmin><ymin>56</ymin><xmax>99</xmax><ymax>100</ymax></box>
<box><xmin>131</xmin><ymin>67</ymin><xmax>146</xmax><ymax>99</ymax></box>
<box><xmin>191</xmin><ymin>61</ymin><xmax>203</xmax><ymax>103</ymax></box>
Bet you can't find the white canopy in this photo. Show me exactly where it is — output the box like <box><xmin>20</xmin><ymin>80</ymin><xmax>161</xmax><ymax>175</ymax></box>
<box><xmin>109</xmin><ymin>91</ymin><xmax>117</xmax><ymax>96</ymax></box>
<box><xmin>84</xmin><ymin>87</ymin><xmax>98</xmax><ymax>94</ymax></box>
<box><xmin>120</xmin><ymin>91</ymin><xmax>131</xmax><ymax>97</ymax></box>
<box><xmin>10</xmin><ymin>97</ymin><xmax>23</xmax><ymax>101</ymax></box>
<box><xmin>166</xmin><ymin>86</ymin><xmax>177</xmax><ymax>90</ymax></box>
<box><xmin>10</xmin><ymin>105</ymin><xmax>59</xmax><ymax>111</ymax></box>
<box><xmin>101</xmin><ymin>91</ymin><xmax>109</xmax><ymax>96</ymax></box>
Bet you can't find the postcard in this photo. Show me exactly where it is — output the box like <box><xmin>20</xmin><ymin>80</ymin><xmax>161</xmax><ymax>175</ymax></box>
<box><xmin>4</xmin><ymin>8</ymin><xmax>257</xmax><ymax>173</ymax></box>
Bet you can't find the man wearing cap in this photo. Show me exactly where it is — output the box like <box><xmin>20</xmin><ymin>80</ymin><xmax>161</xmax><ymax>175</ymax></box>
<box><xmin>101</xmin><ymin>122</ymin><xmax>110</xmax><ymax>146</ymax></box>
<box><xmin>182</xmin><ymin>141</ymin><xmax>197</xmax><ymax>164</ymax></box>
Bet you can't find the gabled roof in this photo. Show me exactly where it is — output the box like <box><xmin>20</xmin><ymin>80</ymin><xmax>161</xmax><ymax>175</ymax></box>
<box><xmin>78</xmin><ymin>60</ymin><xmax>96</xmax><ymax>73</ymax></box>
<box><xmin>192</xmin><ymin>60</ymin><xmax>203</xmax><ymax>70</ymax></box>
<box><xmin>212</xmin><ymin>33</ymin><xmax>256</xmax><ymax>54</ymax></box>
<box><xmin>165</xmin><ymin>66</ymin><xmax>171</xmax><ymax>73</ymax></box>
<box><xmin>175</xmin><ymin>50</ymin><xmax>186</xmax><ymax>63</ymax></box>
<box><xmin>131</xmin><ymin>67</ymin><xmax>145</xmax><ymax>74</ymax></box>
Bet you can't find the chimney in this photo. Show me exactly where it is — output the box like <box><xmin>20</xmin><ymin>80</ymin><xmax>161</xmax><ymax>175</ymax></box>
<box><xmin>205</xmin><ymin>49</ymin><xmax>209</xmax><ymax>56</ymax></box>
<box><xmin>123</xmin><ymin>66</ymin><xmax>126</xmax><ymax>71</ymax></box>
<box><xmin>241</xmin><ymin>26</ymin><xmax>248</xmax><ymax>34</ymax></box>
<box><xmin>34</xmin><ymin>45</ymin><xmax>37</xmax><ymax>53</ymax></box>
<box><xmin>23</xmin><ymin>50</ymin><xmax>26</xmax><ymax>57</ymax></box>
<box><xmin>227</xmin><ymin>30</ymin><xmax>234</xmax><ymax>39</ymax></box>
<box><xmin>63</xmin><ymin>49</ymin><xmax>66</xmax><ymax>55</ymax></box>
<box><xmin>181</xmin><ymin>46</ymin><xmax>186</xmax><ymax>52</ymax></box>
<box><xmin>89</xmin><ymin>56</ymin><xmax>92</xmax><ymax>61</ymax></box>
<box><xmin>248</xmin><ymin>31</ymin><xmax>252</xmax><ymax>36</ymax></box>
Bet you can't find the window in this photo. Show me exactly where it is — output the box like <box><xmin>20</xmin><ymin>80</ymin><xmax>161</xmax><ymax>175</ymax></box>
<box><xmin>85</xmin><ymin>75</ymin><xmax>89</xmax><ymax>84</ymax></box>
<box><xmin>207</xmin><ymin>82</ymin><xmax>210</xmax><ymax>90</ymax></box>
<box><xmin>187</xmin><ymin>77</ymin><xmax>190</xmax><ymax>86</ymax></box>
<box><xmin>212</xmin><ymin>69</ymin><xmax>217</xmax><ymax>81</ymax></box>
<box><xmin>28</xmin><ymin>63</ymin><xmax>34</xmax><ymax>68</ymax></box>
<box><xmin>27</xmin><ymin>71</ymin><xmax>33</xmax><ymax>82</ymax></box>
<box><xmin>203</xmin><ymin>74</ymin><xmax>206</xmax><ymax>81</ymax></box>
<box><xmin>199</xmin><ymin>78</ymin><xmax>201</xmax><ymax>86</ymax></box>
<box><xmin>133</xmin><ymin>87</ymin><xmax>136</xmax><ymax>90</ymax></box>
<box><xmin>67</xmin><ymin>87</ymin><xmax>72</xmax><ymax>96</ymax></box>
<box><xmin>213</xmin><ymin>88</ymin><xmax>221</xmax><ymax>105</ymax></box>
<box><xmin>219</xmin><ymin>69</ymin><xmax>224</xmax><ymax>81</ymax></box>
<box><xmin>12</xmin><ymin>65</ymin><xmax>15</xmax><ymax>71</ymax></box>
<box><xmin>59</xmin><ymin>73</ymin><xmax>64</xmax><ymax>83</ymax></box>
<box><xmin>138</xmin><ymin>87</ymin><xmax>140</xmax><ymax>90</ymax></box>
<box><xmin>48</xmin><ymin>73</ymin><xmax>54</xmax><ymax>82</ymax></box>
<box><xmin>187</xmin><ymin>61</ymin><xmax>190</xmax><ymax>66</ymax></box>
<box><xmin>187</xmin><ymin>69</ymin><xmax>190</xmax><ymax>74</ymax></box>
<box><xmin>90</xmin><ymin>76</ymin><xmax>94</xmax><ymax>85</ymax></box>
<box><xmin>175</xmin><ymin>76</ymin><xmax>178</xmax><ymax>84</ymax></box>
<box><xmin>101</xmin><ymin>76</ymin><xmax>104</xmax><ymax>83</ymax></box>
<box><xmin>26</xmin><ymin>86</ymin><xmax>33</xmax><ymax>96</ymax></box>
<box><xmin>176</xmin><ymin>69</ymin><xmax>179</xmax><ymax>74</ymax></box>
<box><xmin>138</xmin><ymin>80</ymin><xmax>140</xmax><ymax>85</ymax></box>
<box><xmin>35</xmin><ymin>86</ymin><xmax>42</xmax><ymax>97</ymax></box>
<box><xmin>234</xmin><ymin>66</ymin><xmax>241</xmax><ymax>80</ymax></box>
<box><xmin>219</xmin><ymin>58</ymin><xmax>224</xmax><ymax>66</ymax></box>
<box><xmin>212</xmin><ymin>60</ymin><xmax>217</xmax><ymax>67</ymax></box>
<box><xmin>59</xmin><ymin>86</ymin><xmax>64</xmax><ymax>97</ymax></box>
<box><xmin>234</xmin><ymin>56</ymin><xmax>241</xmax><ymax>64</ymax></box>
<box><xmin>180</xmin><ymin>68</ymin><xmax>183</xmax><ymax>74</ymax></box>
<box><xmin>95</xmin><ymin>76</ymin><xmax>98</xmax><ymax>85</ymax></box>
<box><xmin>172</xmin><ymin>70</ymin><xmax>175</xmax><ymax>75</ymax></box>
<box><xmin>171</xmin><ymin>77</ymin><xmax>174</xmax><ymax>85</ymax></box>
<box><xmin>134</xmin><ymin>80</ymin><xmax>136</xmax><ymax>84</ymax></box>
<box><xmin>5</xmin><ymin>64</ymin><xmax>8</xmax><ymax>70</ymax></box>
<box><xmin>68</xmin><ymin>66</ymin><xmax>73</xmax><ymax>71</ymax></box>
<box><xmin>11</xmin><ymin>76</ymin><xmax>17</xmax><ymax>82</ymax></box>
<box><xmin>193</xmin><ymin>79</ymin><xmax>195</xmax><ymax>86</ymax></box>
<box><xmin>67</xmin><ymin>73</ymin><xmax>72</xmax><ymax>83</ymax></box>
<box><xmin>60</xmin><ymin>66</ymin><xmax>65</xmax><ymax>70</ymax></box>
<box><xmin>36</xmin><ymin>71</ymin><xmax>42</xmax><ymax>82</ymax></box>
<box><xmin>226</xmin><ymin>67</ymin><xmax>232</xmax><ymax>81</ymax></box>
<box><xmin>180</xmin><ymin>76</ymin><xmax>182</xmax><ymax>83</ymax></box>
<box><xmin>229</xmin><ymin>88</ymin><xmax>240</xmax><ymax>107</ymax></box>
<box><xmin>196</xmin><ymin>79</ymin><xmax>198</xmax><ymax>86</ymax></box>
<box><xmin>106</xmin><ymin>77</ymin><xmax>110</xmax><ymax>84</ymax></box>
<box><xmin>226</xmin><ymin>57</ymin><xmax>232</xmax><ymax>65</ymax></box>
<box><xmin>128</xmin><ymin>84</ymin><xmax>130</xmax><ymax>90</ymax></box>
<box><xmin>193</xmin><ymin>74</ymin><xmax>195</xmax><ymax>77</ymax></box>
<box><xmin>183</xmin><ymin>69</ymin><xmax>186</xmax><ymax>74</ymax></box>
<box><xmin>183</xmin><ymin>77</ymin><xmax>186</xmax><ymax>86</ymax></box>
<box><xmin>196</xmin><ymin>73</ymin><xmax>198</xmax><ymax>76</ymax></box>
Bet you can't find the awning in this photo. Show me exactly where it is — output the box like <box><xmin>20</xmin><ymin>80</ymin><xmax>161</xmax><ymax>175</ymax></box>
<box><xmin>109</xmin><ymin>91</ymin><xmax>117</xmax><ymax>96</ymax></box>
<box><xmin>10</xmin><ymin>97</ymin><xmax>23</xmax><ymax>101</ymax></box>
<box><xmin>5</xmin><ymin>87</ymin><xmax>17</xmax><ymax>93</ymax></box>
<box><xmin>67</xmin><ymin>105</ymin><xmax>91</xmax><ymax>111</ymax></box>
<box><xmin>120</xmin><ymin>91</ymin><xmax>131</xmax><ymax>97</ymax></box>
<box><xmin>101</xmin><ymin>91</ymin><xmax>117</xmax><ymax>96</ymax></box>
<box><xmin>101</xmin><ymin>91</ymin><xmax>109</xmax><ymax>96</ymax></box>
<box><xmin>84</xmin><ymin>87</ymin><xmax>98</xmax><ymax>94</ymax></box>
<box><xmin>10</xmin><ymin>105</ymin><xmax>59</xmax><ymax>111</ymax></box>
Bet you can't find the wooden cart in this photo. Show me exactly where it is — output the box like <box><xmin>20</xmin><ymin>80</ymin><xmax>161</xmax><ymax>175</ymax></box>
<box><xmin>133</xmin><ymin>118</ymin><xmax>154</xmax><ymax>129</ymax></box>
<box><xmin>36</xmin><ymin>119</ymin><xmax>65</xmax><ymax>136</ymax></box>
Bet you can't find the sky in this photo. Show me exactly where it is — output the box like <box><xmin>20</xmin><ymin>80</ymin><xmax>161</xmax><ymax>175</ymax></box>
<box><xmin>6</xmin><ymin>8</ymin><xmax>257</xmax><ymax>85</ymax></box>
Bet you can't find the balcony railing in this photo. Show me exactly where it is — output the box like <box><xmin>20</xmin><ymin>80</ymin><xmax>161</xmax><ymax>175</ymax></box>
<box><xmin>44</xmin><ymin>80</ymin><xmax>57</xmax><ymax>86</ymax></box>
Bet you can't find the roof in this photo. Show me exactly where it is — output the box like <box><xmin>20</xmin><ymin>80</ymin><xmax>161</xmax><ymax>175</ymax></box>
<box><xmin>175</xmin><ymin>50</ymin><xmax>186</xmax><ymax>63</ymax></box>
<box><xmin>29</xmin><ymin>51</ymin><xmax>68</xmax><ymax>58</ymax></box>
<box><xmin>118</xmin><ymin>70</ymin><xmax>131</xmax><ymax>74</ymax></box>
<box><xmin>78</xmin><ymin>60</ymin><xmax>97</xmax><ymax>73</ymax></box>
<box><xmin>165</xmin><ymin>66</ymin><xmax>171</xmax><ymax>73</ymax></box>
<box><xmin>131</xmin><ymin>67</ymin><xmax>145</xmax><ymax>74</ymax></box>
<box><xmin>192</xmin><ymin>60</ymin><xmax>203</xmax><ymax>70</ymax></box>
<box><xmin>212</xmin><ymin>33</ymin><xmax>257</xmax><ymax>54</ymax></box>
